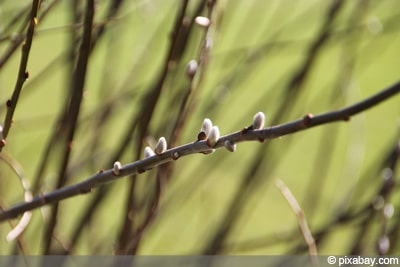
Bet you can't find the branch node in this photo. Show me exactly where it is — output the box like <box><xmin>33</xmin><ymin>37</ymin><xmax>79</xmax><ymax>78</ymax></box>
<box><xmin>197</xmin><ymin>131</ymin><xmax>207</xmax><ymax>141</ymax></box>
<box><xmin>224</xmin><ymin>140</ymin><xmax>237</xmax><ymax>152</ymax></box>
<box><xmin>79</xmin><ymin>187</ymin><xmax>92</xmax><ymax>194</ymax></box>
<box><xmin>172</xmin><ymin>151</ymin><xmax>180</xmax><ymax>160</ymax></box>
<box><xmin>302</xmin><ymin>113</ymin><xmax>314</xmax><ymax>127</ymax></box>
<box><xmin>241</xmin><ymin>126</ymin><xmax>252</xmax><ymax>135</ymax></box>
<box><xmin>0</xmin><ymin>139</ymin><xmax>6</xmax><ymax>148</ymax></box>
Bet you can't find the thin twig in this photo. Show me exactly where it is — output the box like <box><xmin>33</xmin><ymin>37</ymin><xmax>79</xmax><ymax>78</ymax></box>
<box><xmin>0</xmin><ymin>80</ymin><xmax>399</xmax><ymax>222</ymax></box>
<box><xmin>1</xmin><ymin>0</ymin><xmax>41</xmax><ymax>144</ymax></box>
<box><xmin>275</xmin><ymin>179</ymin><xmax>318</xmax><ymax>258</ymax></box>
<box><xmin>115</xmin><ymin>0</ymin><xmax>192</xmax><ymax>253</ymax></box>
<box><xmin>42</xmin><ymin>0</ymin><xmax>95</xmax><ymax>253</ymax></box>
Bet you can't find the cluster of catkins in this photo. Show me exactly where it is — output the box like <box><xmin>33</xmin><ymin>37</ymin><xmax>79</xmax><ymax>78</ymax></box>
<box><xmin>198</xmin><ymin>111</ymin><xmax>265</xmax><ymax>153</ymax></box>
<box><xmin>112</xmin><ymin>112</ymin><xmax>265</xmax><ymax>175</ymax></box>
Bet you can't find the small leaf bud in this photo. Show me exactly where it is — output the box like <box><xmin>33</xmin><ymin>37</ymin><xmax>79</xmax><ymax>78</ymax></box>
<box><xmin>194</xmin><ymin>16</ymin><xmax>210</xmax><ymax>28</ymax></box>
<box><xmin>197</xmin><ymin>131</ymin><xmax>207</xmax><ymax>141</ymax></box>
<box><xmin>252</xmin><ymin>112</ymin><xmax>265</xmax><ymax>130</ymax></box>
<box><xmin>112</xmin><ymin>161</ymin><xmax>122</xmax><ymax>175</ymax></box>
<box><xmin>144</xmin><ymin>146</ymin><xmax>155</xmax><ymax>158</ymax></box>
<box><xmin>224</xmin><ymin>140</ymin><xmax>236</xmax><ymax>152</ymax></box>
<box><xmin>172</xmin><ymin>151</ymin><xmax>180</xmax><ymax>160</ymax></box>
<box><xmin>0</xmin><ymin>139</ymin><xmax>6</xmax><ymax>148</ymax></box>
<box><xmin>154</xmin><ymin>137</ymin><xmax>167</xmax><ymax>155</ymax></box>
<box><xmin>207</xmin><ymin>126</ymin><xmax>220</xmax><ymax>147</ymax></box>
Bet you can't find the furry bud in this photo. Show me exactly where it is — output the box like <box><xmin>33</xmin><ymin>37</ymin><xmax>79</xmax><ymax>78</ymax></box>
<box><xmin>144</xmin><ymin>146</ymin><xmax>155</xmax><ymax>158</ymax></box>
<box><xmin>195</xmin><ymin>16</ymin><xmax>210</xmax><ymax>28</ymax></box>
<box><xmin>186</xmin><ymin>60</ymin><xmax>198</xmax><ymax>78</ymax></box>
<box><xmin>252</xmin><ymin>112</ymin><xmax>265</xmax><ymax>130</ymax></box>
<box><xmin>207</xmin><ymin>126</ymin><xmax>220</xmax><ymax>147</ymax></box>
<box><xmin>201</xmin><ymin>118</ymin><xmax>213</xmax><ymax>136</ymax></box>
<box><xmin>224</xmin><ymin>140</ymin><xmax>237</xmax><ymax>152</ymax></box>
<box><xmin>154</xmin><ymin>137</ymin><xmax>167</xmax><ymax>155</ymax></box>
<box><xmin>113</xmin><ymin>161</ymin><xmax>122</xmax><ymax>175</ymax></box>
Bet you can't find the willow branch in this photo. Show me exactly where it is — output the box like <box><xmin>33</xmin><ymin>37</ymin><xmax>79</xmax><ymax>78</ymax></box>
<box><xmin>1</xmin><ymin>0</ymin><xmax>41</xmax><ymax>144</ymax></box>
<box><xmin>0</xmin><ymin>80</ymin><xmax>399</xmax><ymax>222</ymax></box>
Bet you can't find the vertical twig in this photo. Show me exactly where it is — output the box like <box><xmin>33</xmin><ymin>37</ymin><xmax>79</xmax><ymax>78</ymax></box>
<box><xmin>115</xmin><ymin>0</ymin><xmax>191</xmax><ymax>254</ymax></box>
<box><xmin>275</xmin><ymin>179</ymin><xmax>319</xmax><ymax>267</ymax></box>
<box><xmin>275</xmin><ymin>180</ymin><xmax>318</xmax><ymax>256</ymax></box>
<box><xmin>1</xmin><ymin>0</ymin><xmax>41</xmax><ymax>146</ymax></box>
<box><xmin>42</xmin><ymin>0</ymin><xmax>95</xmax><ymax>253</ymax></box>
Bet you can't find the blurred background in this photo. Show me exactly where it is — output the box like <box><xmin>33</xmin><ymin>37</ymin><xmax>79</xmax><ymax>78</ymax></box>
<box><xmin>0</xmin><ymin>0</ymin><xmax>399</xmax><ymax>255</ymax></box>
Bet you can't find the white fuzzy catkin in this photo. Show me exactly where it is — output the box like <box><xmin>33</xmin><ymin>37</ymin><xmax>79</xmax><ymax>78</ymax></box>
<box><xmin>207</xmin><ymin>126</ymin><xmax>220</xmax><ymax>147</ymax></box>
<box><xmin>113</xmin><ymin>161</ymin><xmax>122</xmax><ymax>175</ymax></box>
<box><xmin>144</xmin><ymin>146</ymin><xmax>155</xmax><ymax>158</ymax></box>
<box><xmin>194</xmin><ymin>16</ymin><xmax>210</xmax><ymax>28</ymax></box>
<box><xmin>154</xmin><ymin>137</ymin><xmax>167</xmax><ymax>155</ymax></box>
<box><xmin>201</xmin><ymin>118</ymin><xmax>213</xmax><ymax>136</ymax></box>
<box><xmin>252</xmin><ymin>112</ymin><xmax>265</xmax><ymax>130</ymax></box>
<box><xmin>224</xmin><ymin>140</ymin><xmax>237</xmax><ymax>152</ymax></box>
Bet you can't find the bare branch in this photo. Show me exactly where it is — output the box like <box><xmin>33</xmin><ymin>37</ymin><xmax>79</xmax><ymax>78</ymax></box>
<box><xmin>1</xmin><ymin>0</ymin><xmax>41</xmax><ymax>142</ymax></box>
<box><xmin>0</xmin><ymin>80</ymin><xmax>399</xmax><ymax>222</ymax></box>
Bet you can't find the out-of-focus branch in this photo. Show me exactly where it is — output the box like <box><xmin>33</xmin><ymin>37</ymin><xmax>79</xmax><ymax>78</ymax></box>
<box><xmin>42</xmin><ymin>0</ymin><xmax>95</xmax><ymax>253</ymax></box>
<box><xmin>0</xmin><ymin>80</ymin><xmax>399</xmax><ymax>222</ymax></box>
<box><xmin>1</xmin><ymin>0</ymin><xmax>41</xmax><ymax>147</ymax></box>
<box><xmin>275</xmin><ymin>179</ymin><xmax>318</xmax><ymax>258</ymax></box>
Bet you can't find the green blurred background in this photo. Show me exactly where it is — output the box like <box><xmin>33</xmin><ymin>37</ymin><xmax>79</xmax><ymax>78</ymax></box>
<box><xmin>0</xmin><ymin>0</ymin><xmax>399</xmax><ymax>255</ymax></box>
